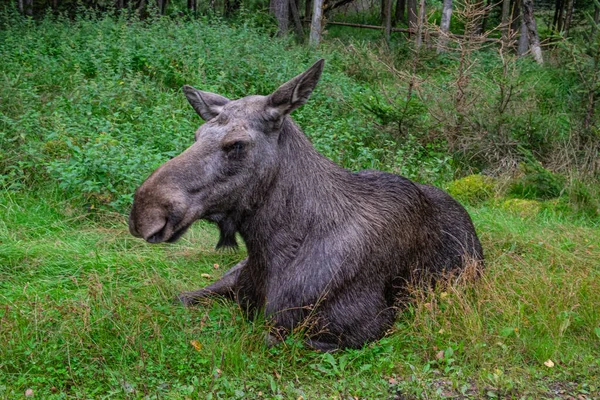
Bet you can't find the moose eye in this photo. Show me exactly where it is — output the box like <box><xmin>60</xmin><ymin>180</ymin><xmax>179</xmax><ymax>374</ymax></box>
<box><xmin>222</xmin><ymin>141</ymin><xmax>247</xmax><ymax>158</ymax></box>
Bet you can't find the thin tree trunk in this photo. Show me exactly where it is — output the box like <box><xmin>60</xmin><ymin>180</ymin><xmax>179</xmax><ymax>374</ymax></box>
<box><xmin>511</xmin><ymin>0</ymin><xmax>521</xmax><ymax>33</ymax></box>
<box><xmin>137</xmin><ymin>0</ymin><xmax>146</xmax><ymax>15</ymax></box>
<box><xmin>289</xmin><ymin>0</ymin><xmax>304</xmax><ymax>37</ymax></box>
<box><xmin>480</xmin><ymin>0</ymin><xmax>492</xmax><ymax>33</ymax></box>
<box><xmin>521</xmin><ymin>0</ymin><xmax>543</xmax><ymax>64</ymax></box>
<box><xmin>501</xmin><ymin>0</ymin><xmax>511</xmax><ymax>43</ymax></box>
<box><xmin>563</xmin><ymin>0</ymin><xmax>574</xmax><ymax>36</ymax></box>
<box><xmin>517</xmin><ymin>17</ymin><xmax>529</xmax><ymax>55</ymax></box>
<box><xmin>437</xmin><ymin>0</ymin><xmax>453</xmax><ymax>53</ymax></box>
<box><xmin>305</xmin><ymin>0</ymin><xmax>312</xmax><ymax>20</ymax></box>
<box><xmin>552</xmin><ymin>0</ymin><xmax>562</xmax><ymax>32</ymax></box>
<box><xmin>407</xmin><ymin>0</ymin><xmax>417</xmax><ymax>34</ymax></box>
<box><xmin>24</xmin><ymin>0</ymin><xmax>32</xmax><ymax>15</ymax></box>
<box><xmin>592</xmin><ymin>3</ymin><xmax>600</xmax><ymax>38</ymax></box>
<box><xmin>187</xmin><ymin>0</ymin><xmax>196</xmax><ymax>14</ymax></box>
<box><xmin>17</xmin><ymin>0</ymin><xmax>24</xmax><ymax>14</ymax></box>
<box><xmin>383</xmin><ymin>0</ymin><xmax>392</xmax><ymax>42</ymax></box>
<box><xmin>309</xmin><ymin>0</ymin><xmax>323</xmax><ymax>45</ymax></box>
<box><xmin>225</xmin><ymin>0</ymin><xmax>241</xmax><ymax>17</ymax></box>
<box><xmin>394</xmin><ymin>0</ymin><xmax>405</xmax><ymax>24</ymax></box>
<box><xmin>271</xmin><ymin>0</ymin><xmax>290</xmax><ymax>35</ymax></box>
<box><xmin>556</xmin><ymin>0</ymin><xmax>565</xmax><ymax>31</ymax></box>
<box><xmin>415</xmin><ymin>0</ymin><xmax>425</xmax><ymax>48</ymax></box>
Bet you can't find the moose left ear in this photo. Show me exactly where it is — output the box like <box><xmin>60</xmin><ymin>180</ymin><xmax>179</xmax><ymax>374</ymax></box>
<box><xmin>183</xmin><ymin>85</ymin><xmax>230</xmax><ymax>121</ymax></box>
<box><xmin>267</xmin><ymin>59</ymin><xmax>324</xmax><ymax>118</ymax></box>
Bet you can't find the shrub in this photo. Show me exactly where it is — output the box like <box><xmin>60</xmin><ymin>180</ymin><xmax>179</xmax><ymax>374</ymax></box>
<box><xmin>508</xmin><ymin>163</ymin><xmax>565</xmax><ymax>200</ymax></box>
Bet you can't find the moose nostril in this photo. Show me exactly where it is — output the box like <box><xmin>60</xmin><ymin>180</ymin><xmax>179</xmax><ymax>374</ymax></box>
<box><xmin>145</xmin><ymin>221</ymin><xmax>168</xmax><ymax>243</ymax></box>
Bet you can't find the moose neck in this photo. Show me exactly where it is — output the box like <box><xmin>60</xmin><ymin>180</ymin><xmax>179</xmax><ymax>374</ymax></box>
<box><xmin>239</xmin><ymin>118</ymin><xmax>352</xmax><ymax>249</ymax></box>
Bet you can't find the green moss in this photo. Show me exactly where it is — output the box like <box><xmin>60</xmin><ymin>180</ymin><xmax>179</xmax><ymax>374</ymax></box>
<box><xmin>499</xmin><ymin>198</ymin><xmax>542</xmax><ymax>218</ymax></box>
<box><xmin>447</xmin><ymin>174</ymin><xmax>495</xmax><ymax>204</ymax></box>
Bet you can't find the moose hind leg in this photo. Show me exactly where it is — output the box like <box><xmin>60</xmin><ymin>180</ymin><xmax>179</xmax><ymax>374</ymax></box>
<box><xmin>176</xmin><ymin>258</ymin><xmax>247</xmax><ymax>306</ymax></box>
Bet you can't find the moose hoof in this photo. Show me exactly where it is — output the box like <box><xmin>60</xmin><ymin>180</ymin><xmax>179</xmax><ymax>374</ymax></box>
<box><xmin>305</xmin><ymin>338</ymin><xmax>340</xmax><ymax>353</ymax></box>
<box><xmin>175</xmin><ymin>291</ymin><xmax>206</xmax><ymax>307</ymax></box>
<box><xmin>265</xmin><ymin>333</ymin><xmax>282</xmax><ymax>348</ymax></box>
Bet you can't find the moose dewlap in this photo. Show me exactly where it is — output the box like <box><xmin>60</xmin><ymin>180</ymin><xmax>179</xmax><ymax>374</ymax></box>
<box><xmin>128</xmin><ymin>59</ymin><xmax>484</xmax><ymax>351</ymax></box>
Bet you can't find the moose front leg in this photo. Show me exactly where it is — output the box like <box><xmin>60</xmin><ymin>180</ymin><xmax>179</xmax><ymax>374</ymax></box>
<box><xmin>177</xmin><ymin>258</ymin><xmax>247</xmax><ymax>306</ymax></box>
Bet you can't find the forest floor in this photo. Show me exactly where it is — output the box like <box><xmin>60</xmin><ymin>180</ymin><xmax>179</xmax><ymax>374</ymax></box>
<box><xmin>1</xmin><ymin>190</ymin><xmax>599</xmax><ymax>399</ymax></box>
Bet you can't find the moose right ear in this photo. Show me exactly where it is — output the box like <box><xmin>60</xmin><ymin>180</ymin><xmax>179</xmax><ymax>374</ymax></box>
<box><xmin>182</xmin><ymin>85</ymin><xmax>230</xmax><ymax>121</ymax></box>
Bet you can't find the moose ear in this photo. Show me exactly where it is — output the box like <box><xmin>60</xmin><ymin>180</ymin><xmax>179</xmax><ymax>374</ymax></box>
<box><xmin>182</xmin><ymin>85</ymin><xmax>230</xmax><ymax>121</ymax></box>
<box><xmin>267</xmin><ymin>59</ymin><xmax>324</xmax><ymax>118</ymax></box>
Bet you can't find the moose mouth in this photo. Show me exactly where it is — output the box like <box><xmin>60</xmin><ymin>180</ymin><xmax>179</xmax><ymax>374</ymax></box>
<box><xmin>142</xmin><ymin>219</ymin><xmax>192</xmax><ymax>244</ymax></box>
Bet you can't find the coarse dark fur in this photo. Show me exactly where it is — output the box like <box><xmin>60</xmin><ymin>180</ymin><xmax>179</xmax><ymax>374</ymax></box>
<box><xmin>128</xmin><ymin>59</ymin><xmax>484</xmax><ymax>351</ymax></box>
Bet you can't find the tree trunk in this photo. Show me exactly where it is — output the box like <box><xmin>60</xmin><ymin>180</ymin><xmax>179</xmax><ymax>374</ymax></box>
<box><xmin>501</xmin><ymin>0</ymin><xmax>511</xmax><ymax>43</ymax></box>
<box><xmin>517</xmin><ymin>17</ymin><xmax>529</xmax><ymax>55</ymax></box>
<box><xmin>17</xmin><ymin>0</ymin><xmax>24</xmax><ymax>14</ymax></box>
<box><xmin>187</xmin><ymin>0</ymin><xmax>197</xmax><ymax>14</ymax></box>
<box><xmin>563</xmin><ymin>0</ymin><xmax>574</xmax><ymax>36</ymax></box>
<box><xmin>510</xmin><ymin>0</ymin><xmax>521</xmax><ymax>33</ymax></box>
<box><xmin>415</xmin><ymin>0</ymin><xmax>425</xmax><ymax>48</ymax></box>
<box><xmin>156</xmin><ymin>0</ymin><xmax>165</xmax><ymax>14</ymax></box>
<box><xmin>407</xmin><ymin>0</ymin><xmax>417</xmax><ymax>34</ymax></box>
<box><xmin>521</xmin><ymin>0</ymin><xmax>543</xmax><ymax>64</ymax></box>
<box><xmin>394</xmin><ymin>0</ymin><xmax>405</xmax><ymax>24</ymax></box>
<box><xmin>383</xmin><ymin>0</ymin><xmax>392</xmax><ymax>42</ymax></box>
<box><xmin>225</xmin><ymin>0</ymin><xmax>241</xmax><ymax>17</ymax></box>
<box><xmin>24</xmin><ymin>0</ymin><xmax>33</xmax><ymax>15</ymax></box>
<box><xmin>479</xmin><ymin>0</ymin><xmax>492</xmax><ymax>33</ymax></box>
<box><xmin>556</xmin><ymin>0</ymin><xmax>565</xmax><ymax>31</ymax></box>
<box><xmin>271</xmin><ymin>0</ymin><xmax>290</xmax><ymax>35</ymax></box>
<box><xmin>137</xmin><ymin>0</ymin><xmax>146</xmax><ymax>15</ymax></box>
<box><xmin>437</xmin><ymin>0</ymin><xmax>453</xmax><ymax>53</ymax></box>
<box><xmin>552</xmin><ymin>0</ymin><xmax>562</xmax><ymax>32</ymax></box>
<box><xmin>309</xmin><ymin>0</ymin><xmax>323</xmax><ymax>45</ymax></box>
<box><xmin>305</xmin><ymin>0</ymin><xmax>312</xmax><ymax>20</ymax></box>
<box><xmin>592</xmin><ymin>3</ymin><xmax>600</xmax><ymax>38</ymax></box>
<box><xmin>289</xmin><ymin>0</ymin><xmax>304</xmax><ymax>37</ymax></box>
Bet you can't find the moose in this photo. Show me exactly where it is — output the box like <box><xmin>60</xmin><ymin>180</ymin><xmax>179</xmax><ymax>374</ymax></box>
<box><xmin>129</xmin><ymin>59</ymin><xmax>484</xmax><ymax>351</ymax></box>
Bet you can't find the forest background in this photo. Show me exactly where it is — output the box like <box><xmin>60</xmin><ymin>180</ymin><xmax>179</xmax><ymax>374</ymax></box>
<box><xmin>1</xmin><ymin>0</ymin><xmax>600</xmax><ymax>397</ymax></box>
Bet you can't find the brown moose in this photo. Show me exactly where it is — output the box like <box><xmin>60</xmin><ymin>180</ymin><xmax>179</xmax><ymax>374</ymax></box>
<box><xmin>129</xmin><ymin>59</ymin><xmax>484</xmax><ymax>351</ymax></box>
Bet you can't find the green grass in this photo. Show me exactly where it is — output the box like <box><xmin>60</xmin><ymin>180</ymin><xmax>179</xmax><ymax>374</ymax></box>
<box><xmin>1</xmin><ymin>190</ymin><xmax>599</xmax><ymax>398</ymax></box>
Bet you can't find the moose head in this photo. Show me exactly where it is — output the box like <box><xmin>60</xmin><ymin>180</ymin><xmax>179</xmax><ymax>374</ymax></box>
<box><xmin>129</xmin><ymin>60</ymin><xmax>324</xmax><ymax>244</ymax></box>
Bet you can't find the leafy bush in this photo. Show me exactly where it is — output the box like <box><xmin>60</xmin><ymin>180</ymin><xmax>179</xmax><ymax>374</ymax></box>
<box><xmin>508</xmin><ymin>163</ymin><xmax>566</xmax><ymax>200</ymax></box>
<box><xmin>0</xmin><ymin>12</ymin><xmax>404</xmax><ymax>211</ymax></box>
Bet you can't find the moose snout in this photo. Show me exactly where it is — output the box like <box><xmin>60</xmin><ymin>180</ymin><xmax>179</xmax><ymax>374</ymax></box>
<box><xmin>128</xmin><ymin>202</ymin><xmax>172</xmax><ymax>243</ymax></box>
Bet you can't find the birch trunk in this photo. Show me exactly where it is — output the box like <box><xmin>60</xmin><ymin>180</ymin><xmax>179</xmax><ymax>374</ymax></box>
<box><xmin>437</xmin><ymin>0</ymin><xmax>453</xmax><ymax>53</ymax></box>
<box><xmin>309</xmin><ymin>0</ymin><xmax>323</xmax><ymax>46</ymax></box>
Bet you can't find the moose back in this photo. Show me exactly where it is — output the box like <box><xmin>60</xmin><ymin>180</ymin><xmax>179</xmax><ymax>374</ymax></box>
<box><xmin>129</xmin><ymin>59</ymin><xmax>484</xmax><ymax>351</ymax></box>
